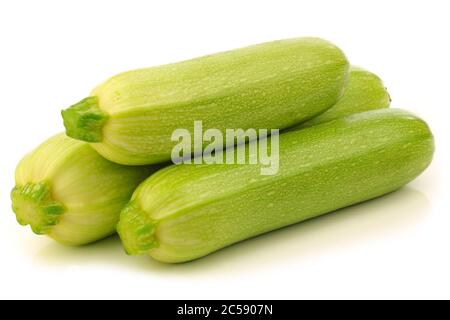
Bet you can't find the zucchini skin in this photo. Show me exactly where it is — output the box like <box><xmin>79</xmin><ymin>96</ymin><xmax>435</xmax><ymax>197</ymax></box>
<box><xmin>62</xmin><ymin>37</ymin><xmax>349</xmax><ymax>165</ymax></box>
<box><xmin>11</xmin><ymin>134</ymin><xmax>157</xmax><ymax>245</ymax></box>
<box><xmin>287</xmin><ymin>66</ymin><xmax>391</xmax><ymax>131</ymax></box>
<box><xmin>117</xmin><ymin>109</ymin><xmax>434</xmax><ymax>263</ymax></box>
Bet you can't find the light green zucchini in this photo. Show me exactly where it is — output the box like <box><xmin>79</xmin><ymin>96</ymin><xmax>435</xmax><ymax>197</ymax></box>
<box><xmin>61</xmin><ymin>37</ymin><xmax>349</xmax><ymax>165</ymax></box>
<box><xmin>117</xmin><ymin>109</ymin><xmax>434</xmax><ymax>263</ymax></box>
<box><xmin>287</xmin><ymin>66</ymin><xmax>391</xmax><ymax>131</ymax></box>
<box><xmin>11</xmin><ymin>133</ymin><xmax>157</xmax><ymax>245</ymax></box>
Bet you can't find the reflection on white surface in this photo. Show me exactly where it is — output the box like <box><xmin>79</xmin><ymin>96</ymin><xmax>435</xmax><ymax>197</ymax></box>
<box><xmin>33</xmin><ymin>186</ymin><xmax>429</xmax><ymax>274</ymax></box>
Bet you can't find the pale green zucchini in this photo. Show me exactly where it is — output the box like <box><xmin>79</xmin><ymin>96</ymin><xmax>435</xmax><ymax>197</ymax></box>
<box><xmin>287</xmin><ymin>66</ymin><xmax>391</xmax><ymax>131</ymax></box>
<box><xmin>11</xmin><ymin>134</ymin><xmax>157</xmax><ymax>245</ymax></box>
<box><xmin>62</xmin><ymin>37</ymin><xmax>349</xmax><ymax>165</ymax></box>
<box><xmin>117</xmin><ymin>109</ymin><xmax>434</xmax><ymax>263</ymax></box>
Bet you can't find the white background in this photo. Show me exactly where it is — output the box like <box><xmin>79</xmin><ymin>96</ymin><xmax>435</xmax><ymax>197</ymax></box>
<box><xmin>1</xmin><ymin>0</ymin><xmax>449</xmax><ymax>300</ymax></box>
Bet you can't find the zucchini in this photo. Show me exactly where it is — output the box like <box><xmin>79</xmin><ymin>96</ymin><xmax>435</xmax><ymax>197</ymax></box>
<box><xmin>287</xmin><ymin>66</ymin><xmax>391</xmax><ymax>130</ymax></box>
<box><xmin>61</xmin><ymin>37</ymin><xmax>349</xmax><ymax>165</ymax></box>
<box><xmin>117</xmin><ymin>109</ymin><xmax>434</xmax><ymax>263</ymax></box>
<box><xmin>11</xmin><ymin>134</ymin><xmax>157</xmax><ymax>245</ymax></box>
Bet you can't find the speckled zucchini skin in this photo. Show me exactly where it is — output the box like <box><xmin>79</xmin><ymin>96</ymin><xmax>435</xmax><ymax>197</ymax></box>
<box><xmin>117</xmin><ymin>109</ymin><xmax>434</xmax><ymax>263</ymax></box>
<box><xmin>11</xmin><ymin>134</ymin><xmax>157</xmax><ymax>245</ymax></box>
<box><xmin>287</xmin><ymin>66</ymin><xmax>391</xmax><ymax>131</ymax></box>
<box><xmin>62</xmin><ymin>37</ymin><xmax>349</xmax><ymax>165</ymax></box>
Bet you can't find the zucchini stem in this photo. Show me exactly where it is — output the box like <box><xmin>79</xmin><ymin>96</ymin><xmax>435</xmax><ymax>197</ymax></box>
<box><xmin>11</xmin><ymin>182</ymin><xmax>65</xmax><ymax>235</ymax></box>
<box><xmin>117</xmin><ymin>202</ymin><xmax>158</xmax><ymax>255</ymax></box>
<box><xmin>61</xmin><ymin>96</ymin><xmax>108</xmax><ymax>142</ymax></box>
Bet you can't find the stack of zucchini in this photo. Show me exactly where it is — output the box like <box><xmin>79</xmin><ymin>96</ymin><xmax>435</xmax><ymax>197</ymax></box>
<box><xmin>11</xmin><ymin>37</ymin><xmax>434</xmax><ymax>263</ymax></box>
